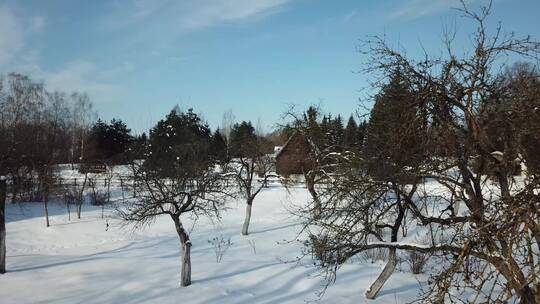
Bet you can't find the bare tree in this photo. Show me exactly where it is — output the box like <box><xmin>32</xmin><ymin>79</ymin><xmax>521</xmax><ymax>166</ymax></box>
<box><xmin>226</xmin><ymin>121</ymin><xmax>276</xmax><ymax>235</ymax></box>
<box><xmin>0</xmin><ymin>73</ymin><xmax>44</xmax><ymax>273</ymax></box>
<box><xmin>229</xmin><ymin>154</ymin><xmax>275</xmax><ymax>236</ymax></box>
<box><xmin>296</xmin><ymin>2</ymin><xmax>540</xmax><ymax>302</ymax></box>
<box><xmin>39</xmin><ymin>91</ymin><xmax>71</xmax><ymax>227</ymax></box>
<box><xmin>120</xmin><ymin>159</ymin><xmax>229</xmax><ymax>286</ymax></box>
<box><xmin>120</xmin><ymin>108</ymin><xmax>231</xmax><ymax>287</ymax></box>
<box><xmin>221</xmin><ymin>108</ymin><xmax>236</xmax><ymax>144</ymax></box>
<box><xmin>69</xmin><ymin>92</ymin><xmax>95</xmax><ymax>167</ymax></box>
<box><xmin>0</xmin><ymin>72</ymin><xmax>94</xmax><ymax>271</ymax></box>
<box><xmin>282</xmin><ymin>105</ymin><xmax>340</xmax><ymax>217</ymax></box>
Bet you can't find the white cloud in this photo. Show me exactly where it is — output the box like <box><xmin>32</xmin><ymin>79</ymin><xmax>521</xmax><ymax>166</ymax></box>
<box><xmin>0</xmin><ymin>6</ymin><xmax>24</xmax><ymax>66</ymax></box>
<box><xmin>43</xmin><ymin>61</ymin><xmax>128</xmax><ymax>105</ymax></box>
<box><xmin>105</xmin><ymin>0</ymin><xmax>289</xmax><ymax>32</ymax></box>
<box><xmin>178</xmin><ymin>0</ymin><xmax>289</xmax><ymax>31</ymax></box>
<box><xmin>0</xmin><ymin>4</ymin><xmax>124</xmax><ymax>107</ymax></box>
<box><xmin>14</xmin><ymin>58</ymin><xmax>129</xmax><ymax>107</ymax></box>
<box><xmin>0</xmin><ymin>5</ymin><xmax>46</xmax><ymax>67</ymax></box>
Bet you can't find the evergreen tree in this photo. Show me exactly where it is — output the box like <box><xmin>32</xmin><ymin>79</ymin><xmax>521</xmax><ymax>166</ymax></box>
<box><xmin>210</xmin><ymin>129</ymin><xmax>228</xmax><ymax>162</ymax></box>
<box><xmin>86</xmin><ymin>119</ymin><xmax>108</xmax><ymax>161</ymax></box>
<box><xmin>108</xmin><ymin>119</ymin><xmax>132</xmax><ymax>158</ymax></box>
<box><xmin>356</xmin><ymin>121</ymin><xmax>368</xmax><ymax>150</ymax></box>
<box><xmin>147</xmin><ymin>108</ymin><xmax>212</xmax><ymax>177</ymax></box>
<box><xmin>228</xmin><ymin>121</ymin><xmax>257</xmax><ymax>158</ymax></box>
<box><xmin>86</xmin><ymin>118</ymin><xmax>133</xmax><ymax>163</ymax></box>
<box><xmin>364</xmin><ymin>72</ymin><xmax>425</xmax><ymax>178</ymax></box>
<box><xmin>320</xmin><ymin>114</ymin><xmax>331</xmax><ymax>148</ymax></box>
<box><xmin>329</xmin><ymin>115</ymin><xmax>344</xmax><ymax>148</ymax></box>
<box><xmin>343</xmin><ymin>115</ymin><xmax>358</xmax><ymax>149</ymax></box>
<box><xmin>304</xmin><ymin>106</ymin><xmax>323</xmax><ymax>144</ymax></box>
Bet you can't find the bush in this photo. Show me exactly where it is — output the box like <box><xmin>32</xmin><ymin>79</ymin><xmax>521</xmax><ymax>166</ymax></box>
<box><xmin>405</xmin><ymin>251</ymin><xmax>429</xmax><ymax>274</ymax></box>
<box><xmin>208</xmin><ymin>235</ymin><xmax>232</xmax><ymax>263</ymax></box>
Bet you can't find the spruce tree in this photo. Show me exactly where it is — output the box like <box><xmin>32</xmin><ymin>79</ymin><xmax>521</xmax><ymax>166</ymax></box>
<box><xmin>364</xmin><ymin>72</ymin><xmax>424</xmax><ymax>179</ymax></box>
<box><xmin>343</xmin><ymin>115</ymin><xmax>358</xmax><ymax>149</ymax></box>
<box><xmin>147</xmin><ymin>108</ymin><xmax>212</xmax><ymax>177</ymax></box>
<box><xmin>228</xmin><ymin>121</ymin><xmax>257</xmax><ymax>158</ymax></box>
<box><xmin>210</xmin><ymin>129</ymin><xmax>228</xmax><ymax>162</ymax></box>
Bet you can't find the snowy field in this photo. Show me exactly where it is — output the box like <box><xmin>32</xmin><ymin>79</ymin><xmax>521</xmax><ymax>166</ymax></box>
<box><xmin>1</xmin><ymin>178</ymin><xmax>426</xmax><ymax>303</ymax></box>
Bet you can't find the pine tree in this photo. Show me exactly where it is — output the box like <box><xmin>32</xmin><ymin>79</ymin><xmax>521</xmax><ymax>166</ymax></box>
<box><xmin>86</xmin><ymin>118</ymin><xmax>133</xmax><ymax>163</ymax></box>
<box><xmin>147</xmin><ymin>108</ymin><xmax>212</xmax><ymax>177</ymax></box>
<box><xmin>210</xmin><ymin>129</ymin><xmax>228</xmax><ymax>162</ymax></box>
<box><xmin>320</xmin><ymin>114</ymin><xmax>331</xmax><ymax>148</ymax></box>
<box><xmin>330</xmin><ymin>115</ymin><xmax>344</xmax><ymax>149</ymax></box>
<box><xmin>302</xmin><ymin>106</ymin><xmax>324</xmax><ymax>147</ymax></box>
<box><xmin>356</xmin><ymin>121</ymin><xmax>367</xmax><ymax>150</ymax></box>
<box><xmin>343</xmin><ymin>115</ymin><xmax>358</xmax><ymax>149</ymax></box>
<box><xmin>228</xmin><ymin>121</ymin><xmax>257</xmax><ymax>158</ymax></box>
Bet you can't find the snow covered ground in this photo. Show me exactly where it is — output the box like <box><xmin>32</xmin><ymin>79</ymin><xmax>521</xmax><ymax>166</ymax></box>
<box><xmin>1</xmin><ymin>181</ymin><xmax>426</xmax><ymax>303</ymax></box>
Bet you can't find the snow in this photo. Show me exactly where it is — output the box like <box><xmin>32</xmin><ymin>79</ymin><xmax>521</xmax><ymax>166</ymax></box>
<box><xmin>1</xmin><ymin>178</ymin><xmax>425</xmax><ymax>303</ymax></box>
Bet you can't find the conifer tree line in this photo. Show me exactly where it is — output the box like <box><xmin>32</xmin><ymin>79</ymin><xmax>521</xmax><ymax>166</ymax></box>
<box><xmin>282</xmin><ymin>107</ymin><xmax>368</xmax><ymax>154</ymax></box>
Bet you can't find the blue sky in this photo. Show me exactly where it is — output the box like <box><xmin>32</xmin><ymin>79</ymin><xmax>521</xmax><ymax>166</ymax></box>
<box><xmin>1</xmin><ymin>0</ymin><xmax>539</xmax><ymax>133</ymax></box>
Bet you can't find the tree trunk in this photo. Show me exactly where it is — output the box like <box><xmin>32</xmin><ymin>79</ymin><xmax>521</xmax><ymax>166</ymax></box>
<box><xmin>242</xmin><ymin>200</ymin><xmax>253</xmax><ymax>235</ymax></box>
<box><xmin>365</xmin><ymin>248</ymin><xmax>397</xmax><ymax>299</ymax></box>
<box><xmin>305</xmin><ymin>174</ymin><xmax>320</xmax><ymax>218</ymax></box>
<box><xmin>43</xmin><ymin>179</ymin><xmax>50</xmax><ymax>227</ymax></box>
<box><xmin>132</xmin><ymin>180</ymin><xmax>136</xmax><ymax>198</ymax></box>
<box><xmin>516</xmin><ymin>285</ymin><xmax>537</xmax><ymax>304</ymax></box>
<box><xmin>366</xmin><ymin>195</ymin><xmax>404</xmax><ymax>299</ymax></box>
<box><xmin>181</xmin><ymin>240</ymin><xmax>192</xmax><ymax>287</ymax></box>
<box><xmin>44</xmin><ymin>199</ymin><xmax>50</xmax><ymax>227</ymax></box>
<box><xmin>79</xmin><ymin>173</ymin><xmax>88</xmax><ymax>220</ymax></box>
<box><xmin>173</xmin><ymin>217</ymin><xmax>192</xmax><ymax>287</ymax></box>
<box><xmin>1</xmin><ymin>178</ymin><xmax>7</xmax><ymax>274</ymax></box>
<box><xmin>11</xmin><ymin>175</ymin><xmax>19</xmax><ymax>204</ymax></box>
<box><xmin>120</xmin><ymin>178</ymin><xmax>125</xmax><ymax>201</ymax></box>
<box><xmin>77</xmin><ymin>204</ymin><xmax>82</xmax><ymax>219</ymax></box>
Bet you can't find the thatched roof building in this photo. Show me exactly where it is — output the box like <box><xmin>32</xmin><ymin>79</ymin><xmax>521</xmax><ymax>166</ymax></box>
<box><xmin>275</xmin><ymin>132</ymin><xmax>314</xmax><ymax>176</ymax></box>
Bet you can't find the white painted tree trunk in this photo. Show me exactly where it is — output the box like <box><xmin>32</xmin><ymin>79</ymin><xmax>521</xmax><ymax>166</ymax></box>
<box><xmin>242</xmin><ymin>202</ymin><xmax>253</xmax><ymax>235</ymax></box>
<box><xmin>454</xmin><ymin>200</ymin><xmax>461</xmax><ymax>215</ymax></box>
<box><xmin>365</xmin><ymin>248</ymin><xmax>397</xmax><ymax>299</ymax></box>
<box><xmin>174</xmin><ymin>218</ymin><xmax>192</xmax><ymax>287</ymax></box>
<box><xmin>181</xmin><ymin>240</ymin><xmax>192</xmax><ymax>287</ymax></box>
